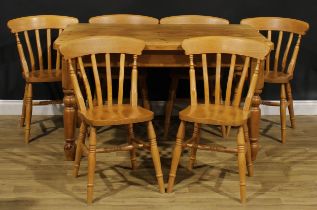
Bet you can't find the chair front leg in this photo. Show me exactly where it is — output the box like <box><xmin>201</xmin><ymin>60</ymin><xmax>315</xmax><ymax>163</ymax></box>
<box><xmin>87</xmin><ymin>126</ymin><xmax>97</xmax><ymax>204</ymax></box>
<box><xmin>128</xmin><ymin>124</ymin><xmax>137</xmax><ymax>170</ymax></box>
<box><xmin>237</xmin><ymin>126</ymin><xmax>247</xmax><ymax>204</ymax></box>
<box><xmin>20</xmin><ymin>84</ymin><xmax>28</xmax><ymax>127</ymax></box>
<box><xmin>73</xmin><ymin>122</ymin><xmax>87</xmax><ymax>177</ymax></box>
<box><xmin>286</xmin><ymin>82</ymin><xmax>295</xmax><ymax>128</ymax></box>
<box><xmin>147</xmin><ymin>121</ymin><xmax>164</xmax><ymax>193</ymax></box>
<box><xmin>280</xmin><ymin>84</ymin><xmax>287</xmax><ymax>144</ymax></box>
<box><xmin>24</xmin><ymin>83</ymin><xmax>33</xmax><ymax>143</ymax></box>
<box><xmin>188</xmin><ymin>123</ymin><xmax>200</xmax><ymax>170</ymax></box>
<box><xmin>167</xmin><ymin>120</ymin><xmax>185</xmax><ymax>193</ymax></box>
<box><xmin>243</xmin><ymin>124</ymin><xmax>253</xmax><ymax>177</ymax></box>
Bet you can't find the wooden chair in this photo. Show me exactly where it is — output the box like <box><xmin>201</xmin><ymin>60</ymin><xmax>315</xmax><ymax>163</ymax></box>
<box><xmin>7</xmin><ymin>15</ymin><xmax>79</xmax><ymax>143</ymax></box>
<box><xmin>89</xmin><ymin>14</ymin><xmax>159</xmax><ymax>110</ymax></box>
<box><xmin>160</xmin><ymin>15</ymin><xmax>229</xmax><ymax>139</ymax></box>
<box><xmin>166</xmin><ymin>36</ymin><xmax>270</xmax><ymax>203</ymax></box>
<box><xmin>241</xmin><ymin>17</ymin><xmax>309</xmax><ymax>143</ymax></box>
<box><xmin>59</xmin><ymin>36</ymin><xmax>164</xmax><ymax>204</ymax></box>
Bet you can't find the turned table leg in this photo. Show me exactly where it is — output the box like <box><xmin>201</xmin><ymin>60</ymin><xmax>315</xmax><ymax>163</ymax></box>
<box><xmin>248</xmin><ymin>60</ymin><xmax>264</xmax><ymax>161</ymax></box>
<box><xmin>62</xmin><ymin>58</ymin><xmax>76</xmax><ymax>160</ymax></box>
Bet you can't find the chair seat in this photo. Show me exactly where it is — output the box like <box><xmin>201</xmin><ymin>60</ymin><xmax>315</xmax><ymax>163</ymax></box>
<box><xmin>179</xmin><ymin>104</ymin><xmax>250</xmax><ymax>126</ymax></box>
<box><xmin>265</xmin><ymin>71</ymin><xmax>292</xmax><ymax>84</ymax></box>
<box><xmin>25</xmin><ymin>69</ymin><xmax>62</xmax><ymax>83</ymax></box>
<box><xmin>80</xmin><ymin>104</ymin><xmax>154</xmax><ymax>126</ymax></box>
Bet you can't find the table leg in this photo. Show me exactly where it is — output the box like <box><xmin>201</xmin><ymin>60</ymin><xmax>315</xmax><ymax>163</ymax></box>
<box><xmin>248</xmin><ymin>60</ymin><xmax>264</xmax><ymax>161</ymax></box>
<box><xmin>62</xmin><ymin>58</ymin><xmax>76</xmax><ymax>161</ymax></box>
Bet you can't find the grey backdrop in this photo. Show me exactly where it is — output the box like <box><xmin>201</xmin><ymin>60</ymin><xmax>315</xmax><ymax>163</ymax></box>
<box><xmin>0</xmin><ymin>0</ymin><xmax>316</xmax><ymax>101</ymax></box>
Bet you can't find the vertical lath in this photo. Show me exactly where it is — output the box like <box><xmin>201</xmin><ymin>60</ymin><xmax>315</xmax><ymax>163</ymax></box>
<box><xmin>215</xmin><ymin>53</ymin><xmax>221</xmax><ymax>105</ymax></box>
<box><xmin>78</xmin><ymin>57</ymin><xmax>93</xmax><ymax>109</ymax></box>
<box><xmin>274</xmin><ymin>31</ymin><xmax>283</xmax><ymax>72</ymax></box>
<box><xmin>243</xmin><ymin>60</ymin><xmax>260</xmax><ymax>111</ymax></box>
<box><xmin>130</xmin><ymin>55</ymin><xmax>138</xmax><ymax>107</ymax></box>
<box><xmin>91</xmin><ymin>54</ymin><xmax>103</xmax><ymax>106</ymax></box>
<box><xmin>47</xmin><ymin>29</ymin><xmax>52</xmax><ymax>71</ymax></box>
<box><xmin>225</xmin><ymin>54</ymin><xmax>236</xmax><ymax>106</ymax></box>
<box><xmin>105</xmin><ymin>53</ymin><xmax>113</xmax><ymax>106</ymax></box>
<box><xmin>189</xmin><ymin>55</ymin><xmax>197</xmax><ymax>107</ymax></box>
<box><xmin>202</xmin><ymin>54</ymin><xmax>209</xmax><ymax>105</ymax></box>
<box><xmin>233</xmin><ymin>57</ymin><xmax>250</xmax><ymax>107</ymax></box>
<box><xmin>287</xmin><ymin>35</ymin><xmax>302</xmax><ymax>75</ymax></box>
<box><xmin>118</xmin><ymin>54</ymin><xmax>125</xmax><ymax>105</ymax></box>
<box><xmin>68</xmin><ymin>59</ymin><xmax>86</xmax><ymax>112</ymax></box>
<box><xmin>266</xmin><ymin>30</ymin><xmax>272</xmax><ymax>73</ymax></box>
<box><xmin>23</xmin><ymin>31</ymin><xmax>35</xmax><ymax>71</ymax></box>
<box><xmin>15</xmin><ymin>33</ymin><xmax>30</xmax><ymax>75</ymax></box>
<box><xmin>35</xmin><ymin>29</ymin><xmax>44</xmax><ymax>71</ymax></box>
<box><xmin>56</xmin><ymin>29</ymin><xmax>63</xmax><ymax>72</ymax></box>
<box><xmin>281</xmin><ymin>33</ymin><xmax>294</xmax><ymax>72</ymax></box>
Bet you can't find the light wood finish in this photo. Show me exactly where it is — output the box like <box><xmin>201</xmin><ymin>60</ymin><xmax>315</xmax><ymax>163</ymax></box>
<box><xmin>241</xmin><ymin>17</ymin><xmax>309</xmax><ymax>143</ymax></box>
<box><xmin>167</xmin><ymin>36</ymin><xmax>270</xmax><ymax>203</ymax></box>
<box><xmin>2</xmin><ymin>115</ymin><xmax>317</xmax><ymax>209</ymax></box>
<box><xmin>7</xmin><ymin>15</ymin><xmax>78</xmax><ymax>143</ymax></box>
<box><xmin>160</xmin><ymin>15</ymin><xmax>229</xmax><ymax>25</ymax></box>
<box><xmin>54</xmin><ymin>23</ymin><xmax>272</xmax><ymax>161</ymax></box>
<box><xmin>89</xmin><ymin>14</ymin><xmax>159</xmax><ymax>24</ymax></box>
<box><xmin>159</xmin><ymin>15</ymin><xmax>230</xmax><ymax>139</ymax></box>
<box><xmin>59</xmin><ymin>36</ymin><xmax>164</xmax><ymax>204</ymax></box>
<box><xmin>88</xmin><ymin>14</ymin><xmax>159</xmax><ymax>110</ymax></box>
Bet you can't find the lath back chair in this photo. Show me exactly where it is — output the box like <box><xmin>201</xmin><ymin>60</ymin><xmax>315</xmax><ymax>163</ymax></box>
<box><xmin>7</xmin><ymin>15</ymin><xmax>79</xmax><ymax>143</ymax></box>
<box><xmin>166</xmin><ymin>36</ymin><xmax>270</xmax><ymax>203</ymax></box>
<box><xmin>159</xmin><ymin>15</ymin><xmax>230</xmax><ymax>139</ymax></box>
<box><xmin>59</xmin><ymin>36</ymin><xmax>164</xmax><ymax>204</ymax></box>
<box><xmin>241</xmin><ymin>17</ymin><xmax>309</xmax><ymax>143</ymax></box>
<box><xmin>89</xmin><ymin>14</ymin><xmax>159</xmax><ymax>110</ymax></box>
<box><xmin>89</xmin><ymin>14</ymin><xmax>159</xmax><ymax>24</ymax></box>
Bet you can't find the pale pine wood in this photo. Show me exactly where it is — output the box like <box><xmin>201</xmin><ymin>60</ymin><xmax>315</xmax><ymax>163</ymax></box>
<box><xmin>160</xmin><ymin>16</ymin><xmax>230</xmax><ymax>138</ymax></box>
<box><xmin>59</xmin><ymin>36</ymin><xmax>164</xmax><ymax>204</ymax></box>
<box><xmin>7</xmin><ymin>15</ymin><xmax>78</xmax><ymax>143</ymax></box>
<box><xmin>88</xmin><ymin>14</ymin><xmax>159</xmax><ymax>110</ymax></box>
<box><xmin>241</xmin><ymin>17</ymin><xmax>309</xmax><ymax>143</ymax></box>
<box><xmin>54</xmin><ymin>23</ymin><xmax>272</xmax><ymax>161</ymax></box>
<box><xmin>167</xmin><ymin>36</ymin><xmax>270</xmax><ymax>203</ymax></box>
<box><xmin>89</xmin><ymin>14</ymin><xmax>159</xmax><ymax>24</ymax></box>
<box><xmin>160</xmin><ymin>15</ymin><xmax>229</xmax><ymax>24</ymax></box>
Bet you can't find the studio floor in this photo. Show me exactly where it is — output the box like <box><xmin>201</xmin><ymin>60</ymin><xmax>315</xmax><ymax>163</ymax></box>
<box><xmin>0</xmin><ymin>115</ymin><xmax>316</xmax><ymax>210</ymax></box>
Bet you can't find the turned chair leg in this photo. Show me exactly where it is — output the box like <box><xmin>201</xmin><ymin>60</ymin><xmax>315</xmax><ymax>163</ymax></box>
<box><xmin>221</xmin><ymin>125</ymin><xmax>227</xmax><ymax>138</ymax></box>
<box><xmin>280</xmin><ymin>84</ymin><xmax>287</xmax><ymax>144</ymax></box>
<box><xmin>188</xmin><ymin>123</ymin><xmax>200</xmax><ymax>170</ymax></box>
<box><xmin>286</xmin><ymin>82</ymin><xmax>295</xmax><ymax>128</ymax></box>
<box><xmin>87</xmin><ymin>127</ymin><xmax>97</xmax><ymax>204</ymax></box>
<box><xmin>243</xmin><ymin>124</ymin><xmax>253</xmax><ymax>177</ymax></box>
<box><xmin>147</xmin><ymin>121</ymin><xmax>165</xmax><ymax>193</ymax></box>
<box><xmin>237</xmin><ymin>126</ymin><xmax>247</xmax><ymax>204</ymax></box>
<box><xmin>20</xmin><ymin>84</ymin><xmax>28</xmax><ymax>127</ymax></box>
<box><xmin>24</xmin><ymin>83</ymin><xmax>33</xmax><ymax>143</ymax></box>
<box><xmin>128</xmin><ymin>124</ymin><xmax>137</xmax><ymax>170</ymax></box>
<box><xmin>167</xmin><ymin>120</ymin><xmax>185</xmax><ymax>193</ymax></box>
<box><xmin>73</xmin><ymin>122</ymin><xmax>87</xmax><ymax>177</ymax></box>
<box><xmin>164</xmin><ymin>76</ymin><xmax>179</xmax><ymax>139</ymax></box>
<box><xmin>139</xmin><ymin>73</ymin><xmax>151</xmax><ymax>110</ymax></box>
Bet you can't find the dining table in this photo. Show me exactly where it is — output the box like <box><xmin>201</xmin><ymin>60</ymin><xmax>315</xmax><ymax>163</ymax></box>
<box><xmin>54</xmin><ymin>23</ymin><xmax>273</xmax><ymax>161</ymax></box>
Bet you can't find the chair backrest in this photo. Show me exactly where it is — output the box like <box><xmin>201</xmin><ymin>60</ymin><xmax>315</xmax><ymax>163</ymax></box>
<box><xmin>160</xmin><ymin>15</ymin><xmax>229</xmax><ymax>24</ymax></box>
<box><xmin>240</xmin><ymin>17</ymin><xmax>309</xmax><ymax>76</ymax></box>
<box><xmin>182</xmin><ymin>36</ymin><xmax>270</xmax><ymax>111</ymax></box>
<box><xmin>89</xmin><ymin>14</ymin><xmax>159</xmax><ymax>24</ymax></box>
<box><xmin>7</xmin><ymin>15</ymin><xmax>79</xmax><ymax>77</ymax></box>
<box><xmin>59</xmin><ymin>36</ymin><xmax>145</xmax><ymax>112</ymax></box>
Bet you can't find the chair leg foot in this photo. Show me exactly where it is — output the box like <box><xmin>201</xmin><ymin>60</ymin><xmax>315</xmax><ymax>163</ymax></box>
<box><xmin>147</xmin><ymin>121</ymin><xmax>165</xmax><ymax>193</ymax></box>
<box><xmin>167</xmin><ymin>121</ymin><xmax>185</xmax><ymax>193</ymax></box>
